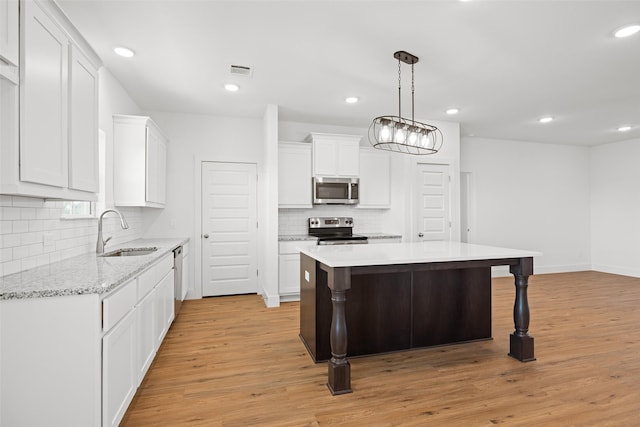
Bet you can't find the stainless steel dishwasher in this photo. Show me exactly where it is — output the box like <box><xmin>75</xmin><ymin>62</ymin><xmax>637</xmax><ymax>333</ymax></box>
<box><xmin>173</xmin><ymin>246</ymin><xmax>183</xmax><ymax>316</ymax></box>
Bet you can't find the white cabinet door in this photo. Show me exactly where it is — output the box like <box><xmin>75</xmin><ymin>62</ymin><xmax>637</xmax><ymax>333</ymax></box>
<box><xmin>102</xmin><ymin>308</ymin><xmax>137</xmax><ymax>427</ymax></box>
<box><xmin>114</xmin><ymin>115</ymin><xmax>168</xmax><ymax>208</ymax></box>
<box><xmin>136</xmin><ymin>286</ymin><xmax>156</xmax><ymax>385</ymax></box>
<box><xmin>312</xmin><ymin>139</ymin><xmax>337</xmax><ymax>176</ymax></box>
<box><xmin>358</xmin><ymin>149</ymin><xmax>391</xmax><ymax>208</ymax></box>
<box><xmin>278</xmin><ymin>142</ymin><xmax>312</xmax><ymax>208</ymax></box>
<box><xmin>20</xmin><ymin>0</ymin><xmax>69</xmax><ymax>187</ymax></box>
<box><xmin>146</xmin><ymin>127</ymin><xmax>160</xmax><ymax>204</ymax></box>
<box><xmin>0</xmin><ymin>0</ymin><xmax>19</xmax><ymax>67</ymax></box>
<box><xmin>154</xmin><ymin>270</ymin><xmax>175</xmax><ymax>348</ymax></box>
<box><xmin>337</xmin><ymin>140</ymin><xmax>360</xmax><ymax>177</ymax></box>
<box><xmin>68</xmin><ymin>45</ymin><xmax>99</xmax><ymax>192</ymax></box>
<box><xmin>156</xmin><ymin>133</ymin><xmax>168</xmax><ymax>205</ymax></box>
<box><xmin>279</xmin><ymin>253</ymin><xmax>300</xmax><ymax>295</ymax></box>
<box><xmin>308</xmin><ymin>133</ymin><xmax>361</xmax><ymax>177</ymax></box>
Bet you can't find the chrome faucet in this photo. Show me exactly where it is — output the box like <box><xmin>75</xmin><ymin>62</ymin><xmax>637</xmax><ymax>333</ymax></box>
<box><xmin>96</xmin><ymin>209</ymin><xmax>129</xmax><ymax>254</ymax></box>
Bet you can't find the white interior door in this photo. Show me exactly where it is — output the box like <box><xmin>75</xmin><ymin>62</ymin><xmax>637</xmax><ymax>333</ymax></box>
<box><xmin>415</xmin><ymin>163</ymin><xmax>452</xmax><ymax>241</ymax></box>
<box><xmin>201</xmin><ymin>162</ymin><xmax>257</xmax><ymax>296</ymax></box>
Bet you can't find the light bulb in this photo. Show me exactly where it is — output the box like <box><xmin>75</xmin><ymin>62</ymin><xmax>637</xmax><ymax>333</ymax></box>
<box><xmin>395</xmin><ymin>128</ymin><xmax>406</xmax><ymax>143</ymax></box>
<box><xmin>420</xmin><ymin>133</ymin><xmax>431</xmax><ymax>148</ymax></box>
<box><xmin>380</xmin><ymin>125</ymin><xmax>391</xmax><ymax>142</ymax></box>
<box><xmin>408</xmin><ymin>131</ymin><xmax>418</xmax><ymax>146</ymax></box>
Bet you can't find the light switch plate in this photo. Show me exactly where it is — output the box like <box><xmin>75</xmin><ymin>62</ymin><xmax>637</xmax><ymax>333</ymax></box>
<box><xmin>304</xmin><ymin>270</ymin><xmax>310</xmax><ymax>282</ymax></box>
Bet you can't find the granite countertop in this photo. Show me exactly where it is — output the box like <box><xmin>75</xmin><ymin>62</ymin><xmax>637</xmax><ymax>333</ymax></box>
<box><xmin>278</xmin><ymin>234</ymin><xmax>318</xmax><ymax>242</ymax></box>
<box><xmin>0</xmin><ymin>238</ymin><xmax>188</xmax><ymax>300</ymax></box>
<box><xmin>362</xmin><ymin>233</ymin><xmax>402</xmax><ymax>240</ymax></box>
<box><xmin>278</xmin><ymin>233</ymin><xmax>402</xmax><ymax>241</ymax></box>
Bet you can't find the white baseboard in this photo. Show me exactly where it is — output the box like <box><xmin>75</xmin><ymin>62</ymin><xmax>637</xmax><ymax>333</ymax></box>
<box><xmin>591</xmin><ymin>264</ymin><xmax>640</xmax><ymax>278</ymax></box>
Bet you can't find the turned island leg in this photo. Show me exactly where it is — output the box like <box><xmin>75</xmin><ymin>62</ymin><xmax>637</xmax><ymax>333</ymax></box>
<box><xmin>326</xmin><ymin>266</ymin><xmax>352</xmax><ymax>395</ymax></box>
<box><xmin>508</xmin><ymin>258</ymin><xmax>536</xmax><ymax>362</ymax></box>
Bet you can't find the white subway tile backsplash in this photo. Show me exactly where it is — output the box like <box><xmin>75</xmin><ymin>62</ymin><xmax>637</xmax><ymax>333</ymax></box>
<box><xmin>20</xmin><ymin>208</ymin><xmax>36</xmax><ymax>220</ymax></box>
<box><xmin>12</xmin><ymin>220</ymin><xmax>28</xmax><ymax>233</ymax></box>
<box><xmin>278</xmin><ymin>206</ymin><xmax>389</xmax><ymax>235</ymax></box>
<box><xmin>1</xmin><ymin>207</ymin><xmax>21</xmax><ymax>220</ymax></box>
<box><xmin>0</xmin><ymin>196</ymin><xmax>143</xmax><ymax>277</ymax></box>
<box><xmin>0</xmin><ymin>221</ymin><xmax>12</xmax><ymax>234</ymax></box>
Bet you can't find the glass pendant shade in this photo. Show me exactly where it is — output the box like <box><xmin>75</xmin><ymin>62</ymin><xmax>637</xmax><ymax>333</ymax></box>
<box><xmin>369</xmin><ymin>115</ymin><xmax>443</xmax><ymax>155</ymax></box>
<box><xmin>369</xmin><ymin>51</ymin><xmax>443</xmax><ymax>155</ymax></box>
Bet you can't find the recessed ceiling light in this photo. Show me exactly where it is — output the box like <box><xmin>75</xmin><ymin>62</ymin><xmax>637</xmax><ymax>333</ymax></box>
<box><xmin>345</xmin><ymin>97</ymin><xmax>359</xmax><ymax>104</ymax></box>
<box><xmin>446</xmin><ymin>108</ymin><xmax>459</xmax><ymax>115</ymax></box>
<box><xmin>613</xmin><ymin>24</ymin><xmax>640</xmax><ymax>38</ymax></box>
<box><xmin>113</xmin><ymin>46</ymin><xmax>134</xmax><ymax>58</ymax></box>
<box><xmin>224</xmin><ymin>83</ymin><xmax>240</xmax><ymax>92</ymax></box>
<box><xmin>618</xmin><ymin>125</ymin><xmax>632</xmax><ymax>132</ymax></box>
<box><xmin>538</xmin><ymin>116</ymin><xmax>554</xmax><ymax>124</ymax></box>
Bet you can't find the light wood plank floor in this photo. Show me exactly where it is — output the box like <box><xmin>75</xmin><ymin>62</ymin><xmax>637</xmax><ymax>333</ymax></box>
<box><xmin>121</xmin><ymin>271</ymin><xmax>640</xmax><ymax>426</ymax></box>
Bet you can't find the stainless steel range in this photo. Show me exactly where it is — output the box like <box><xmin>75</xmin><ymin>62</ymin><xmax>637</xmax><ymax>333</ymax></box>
<box><xmin>308</xmin><ymin>217</ymin><xmax>368</xmax><ymax>245</ymax></box>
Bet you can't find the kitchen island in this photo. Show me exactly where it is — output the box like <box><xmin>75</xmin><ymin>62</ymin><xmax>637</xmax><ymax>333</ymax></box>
<box><xmin>299</xmin><ymin>241</ymin><xmax>540</xmax><ymax>395</ymax></box>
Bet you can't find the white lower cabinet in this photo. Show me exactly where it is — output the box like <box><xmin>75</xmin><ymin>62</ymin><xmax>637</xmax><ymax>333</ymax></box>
<box><xmin>0</xmin><ymin>252</ymin><xmax>176</xmax><ymax>427</ymax></box>
<box><xmin>103</xmin><ymin>308</ymin><xmax>138</xmax><ymax>427</ymax></box>
<box><xmin>278</xmin><ymin>240</ymin><xmax>316</xmax><ymax>299</ymax></box>
<box><xmin>155</xmin><ymin>270</ymin><xmax>175</xmax><ymax>348</ymax></box>
<box><xmin>136</xmin><ymin>286</ymin><xmax>156</xmax><ymax>384</ymax></box>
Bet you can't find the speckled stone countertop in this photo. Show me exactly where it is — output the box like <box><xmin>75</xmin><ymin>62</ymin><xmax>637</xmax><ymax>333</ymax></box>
<box><xmin>363</xmin><ymin>233</ymin><xmax>403</xmax><ymax>240</ymax></box>
<box><xmin>0</xmin><ymin>238</ymin><xmax>188</xmax><ymax>300</ymax></box>
<box><xmin>278</xmin><ymin>234</ymin><xmax>318</xmax><ymax>242</ymax></box>
<box><xmin>278</xmin><ymin>233</ymin><xmax>402</xmax><ymax>241</ymax></box>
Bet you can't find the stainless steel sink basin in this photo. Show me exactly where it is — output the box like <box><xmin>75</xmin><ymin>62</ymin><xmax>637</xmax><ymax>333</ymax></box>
<box><xmin>100</xmin><ymin>247</ymin><xmax>158</xmax><ymax>257</ymax></box>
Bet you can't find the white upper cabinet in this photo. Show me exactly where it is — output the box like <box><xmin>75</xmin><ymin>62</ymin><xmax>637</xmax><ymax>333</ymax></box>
<box><xmin>0</xmin><ymin>0</ymin><xmax>101</xmax><ymax>200</ymax></box>
<box><xmin>113</xmin><ymin>115</ymin><xmax>168</xmax><ymax>208</ymax></box>
<box><xmin>306</xmin><ymin>133</ymin><xmax>360</xmax><ymax>177</ymax></box>
<box><xmin>358</xmin><ymin>148</ymin><xmax>391</xmax><ymax>209</ymax></box>
<box><xmin>68</xmin><ymin>45</ymin><xmax>99</xmax><ymax>193</ymax></box>
<box><xmin>20</xmin><ymin>0</ymin><xmax>69</xmax><ymax>188</ymax></box>
<box><xmin>0</xmin><ymin>0</ymin><xmax>19</xmax><ymax>67</ymax></box>
<box><xmin>278</xmin><ymin>142</ymin><xmax>312</xmax><ymax>208</ymax></box>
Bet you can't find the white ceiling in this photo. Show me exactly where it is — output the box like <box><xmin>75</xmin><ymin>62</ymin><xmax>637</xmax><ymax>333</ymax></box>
<box><xmin>57</xmin><ymin>0</ymin><xmax>640</xmax><ymax>146</ymax></box>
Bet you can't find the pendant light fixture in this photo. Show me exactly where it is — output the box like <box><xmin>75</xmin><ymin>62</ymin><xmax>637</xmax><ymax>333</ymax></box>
<box><xmin>369</xmin><ymin>51</ymin><xmax>443</xmax><ymax>155</ymax></box>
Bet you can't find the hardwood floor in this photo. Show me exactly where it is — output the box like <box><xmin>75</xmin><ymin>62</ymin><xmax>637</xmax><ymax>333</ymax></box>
<box><xmin>121</xmin><ymin>271</ymin><xmax>640</xmax><ymax>426</ymax></box>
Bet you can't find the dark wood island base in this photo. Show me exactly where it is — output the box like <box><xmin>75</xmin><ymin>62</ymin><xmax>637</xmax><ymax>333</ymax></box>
<box><xmin>299</xmin><ymin>250</ymin><xmax>537</xmax><ymax>396</ymax></box>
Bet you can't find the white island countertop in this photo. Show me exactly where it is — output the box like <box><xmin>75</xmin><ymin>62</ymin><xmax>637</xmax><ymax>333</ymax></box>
<box><xmin>300</xmin><ymin>241</ymin><xmax>541</xmax><ymax>268</ymax></box>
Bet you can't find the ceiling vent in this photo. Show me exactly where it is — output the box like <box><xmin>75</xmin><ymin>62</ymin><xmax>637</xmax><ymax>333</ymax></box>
<box><xmin>229</xmin><ymin>64</ymin><xmax>253</xmax><ymax>78</ymax></box>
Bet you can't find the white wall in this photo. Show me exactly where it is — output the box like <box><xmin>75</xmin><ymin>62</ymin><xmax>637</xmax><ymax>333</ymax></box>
<box><xmin>139</xmin><ymin>111</ymin><xmax>264</xmax><ymax>299</ymax></box>
<box><xmin>0</xmin><ymin>69</ymin><xmax>143</xmax><ymax>277</ymax></box>
<box><xmin>590</xmin><ymin>138</ymin><xmax>640</xmax><ymax>277</ymax></box>
<box><xmin>460</xmin><ymin>137</ymin><xmax>591</xmax><ymax>275</ymax></box>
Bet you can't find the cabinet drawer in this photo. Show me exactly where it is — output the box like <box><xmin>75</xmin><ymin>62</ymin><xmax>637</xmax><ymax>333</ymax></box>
<box><xmin>155</xmin><ymin>253</ymin><xmax>173</xmax><ymax>283</ymax></box>
<box><xmin>103</xmin><ymin>278</ymin><xmax>137</xmax><ymax>332</ymax></box>
<box><xmin>279</xmin><ymin>240</ymin><xmax>316</xmax><ymax>254</ymax></box>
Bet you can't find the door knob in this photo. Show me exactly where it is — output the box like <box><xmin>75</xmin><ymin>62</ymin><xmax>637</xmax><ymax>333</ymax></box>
<box><xmin>203</xmin><ymin>234</ymin><xmax>209</xmax><ymax>238</ymax></box>
<box><xmin>418</xmin><ymin>233</ymin><xmax>424</xmax><ymax>237</ymax></box>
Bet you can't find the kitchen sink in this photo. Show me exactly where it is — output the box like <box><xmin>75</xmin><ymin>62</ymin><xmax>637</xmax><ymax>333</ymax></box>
<box><xmin>100</xmin><ymin>247</ymin><xmax>158</xmax><ymax>257</ymax></box>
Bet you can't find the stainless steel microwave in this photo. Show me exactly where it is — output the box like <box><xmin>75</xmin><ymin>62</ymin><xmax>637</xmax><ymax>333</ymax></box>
<box><xmin>312</xmin><ymin>177</ymin><xmax>359</xmax><ymax>205</ymax></box>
